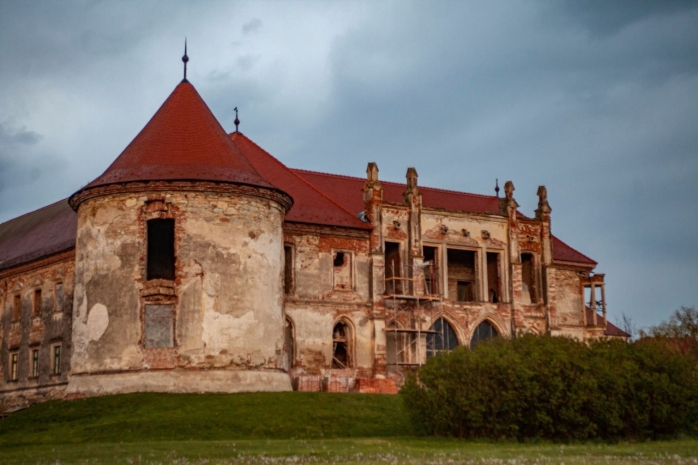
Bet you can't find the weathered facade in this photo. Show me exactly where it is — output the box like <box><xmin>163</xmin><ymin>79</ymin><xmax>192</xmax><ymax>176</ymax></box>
<box><xmin>0</xmin><ymin>73</ymin><xmax>627</xmax><ymax>411</ymax></box>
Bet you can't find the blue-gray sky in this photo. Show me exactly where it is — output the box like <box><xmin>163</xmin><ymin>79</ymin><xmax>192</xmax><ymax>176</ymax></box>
<box><xmin>0</xmin><ymin>1</ymin><xmax>696</xmax><ymax>330</ymax></box>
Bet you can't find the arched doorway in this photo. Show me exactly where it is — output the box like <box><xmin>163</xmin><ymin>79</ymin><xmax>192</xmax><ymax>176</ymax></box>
<box><xmin>470</xmin><ymin>320</ymin><xmax>499</xmax><ymax>348</ymax></box>
<box><xmin>426</xmin><ymin>317</ymin><xmax>459</xmax><ymax>358</ymax></box>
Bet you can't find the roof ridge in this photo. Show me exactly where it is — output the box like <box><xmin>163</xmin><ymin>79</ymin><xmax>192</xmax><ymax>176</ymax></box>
<box><xmin>233</xmin><ymin>135</ymin><xmax>371</xmax><ymax>228</ymax></box>
<box><xmin>290</xmin><ymin>168</ymin><xmax>499</xmax><ymax>200</ymax></box>
<box><xmin>552</xmin><ymin>233</ymin><xmax>597</xmax><ymax>265</ymax></box>
<box><xmin>0</xmin><ymin>198</ymin><xmax>68</xmax><ymax>227</ymax></box>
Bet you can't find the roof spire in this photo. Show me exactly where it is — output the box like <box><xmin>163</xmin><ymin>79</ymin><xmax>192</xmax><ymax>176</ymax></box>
<box><xmin>182</xmin><ymin>38</ymin><xmax>189</xmax><ymax>82</ymax></box>
<box><xmin>234</xmin><ymin>107</ymin><xmax>240</xmax><ymax>133</ymax></box>
<box><xmin>495</xmin><ymin>179</ymin><xmax>500</xmax><ymax>198</ymax></box>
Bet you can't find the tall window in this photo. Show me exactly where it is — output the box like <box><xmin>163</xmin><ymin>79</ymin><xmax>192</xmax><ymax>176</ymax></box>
<box><xmin>332</xmin><ymin>251</ymin><xmax>353</xmax><ymax>290</ymax></box>
<box><xmin>12</xmin><ymin>294</ymin><xmax>21</xmax><ymax>322</ymax></box>
<box><xmin>332</xmin><ymin>320</ymin><xmax>353</xmax><ymax>368</ymax></box>
<box><xmin>284</xmin><ymin>245</ymin><xmax>294</xmax><ymax>295</ymax></box>
<box><xmin>33</xmin><ymin>289</ymin><xmax>42</xmax><ymax>316</ymax></box>
<box><xmin>447</xmin><ymin>249</ymin><xmax>477</xmax><ymax>302</ymax></box>
<box><xmin>31</xmin><ymin>348</ymin><xmax>39</xmax><ymax>378</ymax></box>
<box><xmin>471</xmin><ymin>320</ymin><xmax>499</xmax><ymax>349</ymax></box>
<box><xmin>426</xmin><ymin>318</ymin><xmax>459</xmax><ymax>358</ymax></box>
<box><xmin>147</xmin><ymin>219</ymin><xmax>175</xmax><ymax>280</ymax></box>
<box><xmin>521</xmin><ymin>253</ymin><xmax>536</xmax><ymax>303</ymax></box>
<box><xmin>486</xmin><ymin>252</ymin><xmax>501</xmax><ymax>303</ymax></box>
<box><xmin>52</xmin><ymin>344</ymin><xmax>62</xmax><ymax>375</ymax></box>
<box><xmin>54</xmin><ymin>282</ymin><xmax>64</xmax><ymax>312</ymax></box>
<box><xmin>384</xmin><ymin>242</ymin><xmax>402</xmax><ymax>295</ymax></box>
<box><xmin>10</xmin><ymin>352</ymin><xmax>18</xmax><ymax>381</ymax></box>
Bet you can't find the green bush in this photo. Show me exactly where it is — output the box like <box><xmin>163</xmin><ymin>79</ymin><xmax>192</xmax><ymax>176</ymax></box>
<box><xmin>401</xmin><ymin>335</ymin><xmax>698</xmax><ymax>441</ymax></box>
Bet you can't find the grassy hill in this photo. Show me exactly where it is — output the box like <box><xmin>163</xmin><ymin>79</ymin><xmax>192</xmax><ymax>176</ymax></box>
<box><xmin>0</xmin><ymin>392</ymin><xmax>410</xmax><ymax>445</ymax></box>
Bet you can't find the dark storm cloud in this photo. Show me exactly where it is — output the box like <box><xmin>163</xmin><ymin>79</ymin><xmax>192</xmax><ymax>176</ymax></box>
<box><xmin>0</xmin><ymin>0</ymin><xmax>695</xmax><ymax>328</ymax></box>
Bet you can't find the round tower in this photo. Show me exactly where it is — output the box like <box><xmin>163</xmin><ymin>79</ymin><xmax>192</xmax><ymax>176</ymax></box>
<box><xmin>66</xmin><ymin>78</ymin><xmax>293</xmax><ymax>396</ymax></box>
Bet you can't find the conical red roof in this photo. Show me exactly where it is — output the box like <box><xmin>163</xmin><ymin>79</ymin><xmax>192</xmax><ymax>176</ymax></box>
<box><xmin>80</xmin><ymin>81</ymin><xmax>279</xmax><ymax>191</ymax></box>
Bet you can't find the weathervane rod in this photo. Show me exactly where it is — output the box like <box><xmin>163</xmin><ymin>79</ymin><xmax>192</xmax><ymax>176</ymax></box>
<box><xmin>234</xmin><ymin>107</ymin><xmax>240</xmax><ymax>133</ymax></box>
<box><xmin>182</xmin><ymin>38</ymin><xmax>189</xmax><ymax>82</ymax></box>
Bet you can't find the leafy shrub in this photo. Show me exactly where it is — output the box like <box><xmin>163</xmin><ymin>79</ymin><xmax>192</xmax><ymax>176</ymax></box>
<box><xmin>401</xmin><ymin>335</ymin><xmax>698</xmax><ymax>441</ymax></box>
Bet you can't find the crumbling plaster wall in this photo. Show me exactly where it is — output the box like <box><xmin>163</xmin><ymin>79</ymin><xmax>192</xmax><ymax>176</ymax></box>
<box><xmin>71</xmin><ymin>190</ymin><xmax>288</xmax><ymax>381</ymax></box>
<box><xmin>0</xmin><ymin>256</ymin><xmax>74</xmax><ymax>409</ymax></box>
<box><xmin>553</xmin><ymin>267</ymin><xmax>586</xmax><ymax>329</ymax></box>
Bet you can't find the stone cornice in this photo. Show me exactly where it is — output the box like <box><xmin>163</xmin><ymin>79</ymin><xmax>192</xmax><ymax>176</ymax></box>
<box><xmin>0</xmin><ymin>249</ymin><xmax>75</xmax><ymax>280</ymax></box>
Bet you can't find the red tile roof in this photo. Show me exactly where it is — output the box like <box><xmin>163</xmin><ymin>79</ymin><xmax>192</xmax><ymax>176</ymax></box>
<box><xmin>230</xmin><ymin>133</ymin><xmax>370</xmax><ymax>230</ymax></box>
<box><xmin>293</xmin><ymin>169</ymin><xmax>595</xmax><ymax>265</ymax></box>
<box><xmin>75</xmin><ymin>81</ymin><xmax>281</xmax><ymax>197</ymax></box>
<box><xmin>0</xmin><ymin>200</ymin><xmax>76</xmax><ymax>271</ymax></box>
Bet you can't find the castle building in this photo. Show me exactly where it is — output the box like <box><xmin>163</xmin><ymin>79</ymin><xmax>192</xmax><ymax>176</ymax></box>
<box><xmin>0</xmin><ymin>64</ymin><xmax>627</xmax><ymax>410</ymax></box>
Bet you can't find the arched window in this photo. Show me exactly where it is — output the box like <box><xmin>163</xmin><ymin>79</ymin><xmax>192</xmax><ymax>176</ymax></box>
<box><xmin>470</xmin><ymin>320</ymin><xmax>499</xmax><ymax>349</ymax></box>
<box><xmin>284</xmin><ymin>317</ymin><xmax>295</xmax><ymax>370</ymax></box>
<box><xmin>426</xmin><ymin>318</ymin><xmax>459</xmax><ymax>358</ymax></box>
<box><xmin>332</xmin><ymin>320</ymin><xmax>353</xmax><ymax>368</ymax></box>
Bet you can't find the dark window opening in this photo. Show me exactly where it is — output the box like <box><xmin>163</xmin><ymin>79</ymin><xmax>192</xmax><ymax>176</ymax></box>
<box><xmin>423</xmin><ymin>246</ymin><xmax>440</xmax><ymax>295</ymax></box>
<box><xmin>147</xmin><ymin>219</ymin><xmax>175</xmax><ymax>281</ymax></box>
<box><xmin>333</xmin><ymin>252</ymin><xmax>345</xmax><ymax>267</ymax></box>
<box><xmin>13</xmin><ymin>294</ymin><xmax>21</xmax><ymax>321</ymax></box>
<box><xmin>384</xmin><ymin>241</ymin><xmax>401</xmax><ymax>294</ymax></box>
<box><xmin>333</xmin><ymin>252</ymin><xmax>352</xmax><ymax>290</ymax></box>
<box><xmin>332</xmin><ymin>321</ymin><xmax>352</xmax><ymax>368</ymax></box>
<box><xmin>285</xmin><ymin>317</ymin><xmax>294</xmax><ymax>369</ymax></box>
<box><xmin>447</xmin><ymin>249</ymin><xmax>477</xmax><ymax>302</ymax></box>
<box><xmin>427</xmin><ymin>318</ymin><xmax>459</xmax><ymax>358</ymax></box>
<box><xmin>31</xmin><ymin>349</ymin><xmax>39</xmax><ymax>378</ymax></box>
<box><xmin>33</xmin><ymin>289</ymin><xmax>42</xmax><ymax>316</ymax></box>
<box><xmin>487</xmin><ymin>252</ymin><xmax>501</xmax><ymax>303</ymax></box>
<box><xmin>284</xmin><ymin>246</ymin><xmax>294</xmax><ymax>295</ymax></box>
<box><xmin>471</xmin><ymin>320</ymin><xmax>499</xmax><ymax>349</ymax></box>
<box><xmin>521</xmin><ymin>253</ymin><xmax>536</xmax><ymax>303</ymax></box>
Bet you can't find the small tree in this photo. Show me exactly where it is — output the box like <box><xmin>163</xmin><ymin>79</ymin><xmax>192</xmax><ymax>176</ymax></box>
<box><xmin>639</xmin><ymin>306</ymin><xmax>698</xmax><ymax>357</ymax></box>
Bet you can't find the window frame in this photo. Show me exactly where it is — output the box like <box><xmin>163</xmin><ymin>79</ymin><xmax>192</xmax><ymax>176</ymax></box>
<box><xmin>30</xmin><ymin>347</ymin><xmax>40</xmax><ymax>379</ymax></box>
<box><xmin>445</xmin><ymin>246</ymin><xmax>480</xmax><ymax>303</ymax></box>
<box><xmin>33</xmin><ymin>288</ymin><xmax>42</xmax><ymax>317</ymax></box>
<box><xmin>9</xmin><ymin>351</ymin><xmax>19</xmax><ymax>381</ymax></box>
<box><xmin>51</xmin><ymin>343</ymin><xmax>62</xmax><ymax>376</ymax></box>
<box><xmin>331</xmin><ymin>249</ymin><xmax>354</xmax><ymax>291</ymax></box>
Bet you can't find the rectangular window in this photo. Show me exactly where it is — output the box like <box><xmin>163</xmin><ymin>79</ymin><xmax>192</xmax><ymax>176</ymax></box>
<box><xmin>145</xmin><ymin>304</ymin><xmax>174</xmax><ymax>348</ymax></box>
<box><xmin>423</xmin><ymin>245</ymin><xmax>440</xmax><ymax>295</ymax></box>
<box><xmin>332</xmin><ymin>251</ymin><xmax>353</xmax><ymax>290</ymax></box>
<box><xmin>447</xmin><ymin>249</ymin><xmax>477</xmax><ymax>302</ymax></box>
<box><xmin>284</xmin><ymin>245</ymin><xmax>294</xmax><ymax>295</ymax></box>
<box><xmin>10</xmin><ymin>352</ymin><xmax>18</xmax><ymax>381</ymax></box>
<box><xmin>52</xmin><ymin>344</ymin><xmax>62</xmax><ymax>375</ymax></box>
<box><xmin>147</xmin><ymin>218</ymin><xmax>176</xmax><ymax>281</ymax></box>
<box><xmin>384</xmin><ymin>242</ymin><xmax>401</xmax><ymax>295</ymax></box>
<box><xmin>486</xmin><ymin>252</ymin><xmax>501</xmax><ymax>303</ymax></box>
<box><xmin>54</xmin><ymin>282</ymin><xmax>64</xmax><ymax>312</ymax></box>
<box><xmin>521</xmin><ymin>253</ymin><xmax>536</xmax><ymax>303</ymax></box>
<box><xmin>33</xmin><ymin>289</ymin><xmax>42</xmax><ymax>316</ymax></box>
<box><xmin>13</xmin><ymin>294</ymin><xmax>21</xmax><ymax>322</ymax></box>
<box><xmin>31</xmin><ymin>348</ymin><xmax>39</xmax><ymax>378</ymax></box>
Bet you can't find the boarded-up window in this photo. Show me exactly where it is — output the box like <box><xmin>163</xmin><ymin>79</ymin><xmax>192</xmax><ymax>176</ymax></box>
<box><xmin>52</xmin><ymin>344</ymin><xmax>61</xmax><ymax>375</ymax></box>
<box><xmin>284</xmin><ymin>246</ymin><xmax>294</xmax><ymax>295</ymax></box>
<box><xmin>486</xmin><ymin>252</ymin><xmax>501</xmax><ymax>303</ymax></box>
<box><xmin>145</xmin><ymin>304</ymin><xmax>174</xmax><ymax>348</ymax></box>
<box><xmin>521</xmin><ymin>253</ymin><xmax>536</xmax><ymax>303</ymax></box>
<box><xmin>13</xmin><ymin>294</ymin><xmax>21</xmax><ymax>321</ymax></box>
<box><xmin>54</xmin><ymin>282</ymin><xmax>64</xmax><ymax>312</ymax></box>
<box><xmin>333</xmin><ymin>252</ymin><xmax>352</xmax><ymax>290</ymax></box>
<box><xmin>147</xmin><ymin>219</ymin><xmax>175</xmax><ymax>281</ymax></box>
<box><xmin>33</xmin><ymin>289</ymin><xmax>42</xmax><ymax>316</ymax></box>
<box><xmin>447</xmin><ymin>249</ymin><xmax>477</xmax><ymax>302</ymax></box>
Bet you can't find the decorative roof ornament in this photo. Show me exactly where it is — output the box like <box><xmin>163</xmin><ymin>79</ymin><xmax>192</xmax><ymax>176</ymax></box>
<box><xmin>495</xmin><ymin>179</ymin><xmax>500</xmax><ymax>198</ymax></box>
<box><xmin>182</xmin><ymin>38</ymin><xmax>189</xmax><ymax>82</ymax></box>
<box><xmin>234</xmin><ymin>107</ymin><xmax>240</xmax><ymax>133</ymax></box>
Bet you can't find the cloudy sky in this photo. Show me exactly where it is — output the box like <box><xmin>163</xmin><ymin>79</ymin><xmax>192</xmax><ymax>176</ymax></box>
<box><xmin>0</xmin><ymin>1</ymin><xmax>696</xmax><ymax>330</ymax></box>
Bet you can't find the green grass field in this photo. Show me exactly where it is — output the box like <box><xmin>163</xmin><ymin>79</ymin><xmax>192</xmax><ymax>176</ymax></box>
<box><xmin>0</xmin><ymin>392</ymin><xmax>696</xmax><ymax>464</ymax></box>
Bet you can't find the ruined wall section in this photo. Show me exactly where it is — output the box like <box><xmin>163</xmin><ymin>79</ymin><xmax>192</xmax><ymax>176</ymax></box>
<box><xmin>69</xmin><ymin>189</ymin><xmax>291</xmax><ymax>395</ymax></box>
<box><xmin>0</xmin><ymin>253</ymin><xmax>74</xmax><ymax>410</ymax></box>
<box><xmin>283</xmin><ymin>226</ymin><xmax>373</xmax><ymax>378</ymax></box>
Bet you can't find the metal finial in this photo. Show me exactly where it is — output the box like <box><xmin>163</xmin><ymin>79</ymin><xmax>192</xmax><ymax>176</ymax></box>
<box><xmin>182</xmin><ymin>38</ymin><xmax>189</xmax><ymax>82</ymax></box>
<box><xmin>495</xmin><ymin>179</ymin><xmax>500</xmax><ymax>198</ymax></box>
<box><xmin>234</xmin><ymin>107</ymin><xmax>240</xmax><ymax>133</ymax></box>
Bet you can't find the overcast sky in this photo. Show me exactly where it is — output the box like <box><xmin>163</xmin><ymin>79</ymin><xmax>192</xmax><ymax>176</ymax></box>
<box><xmin>0</xmin><ymin>1</ymin><xmax>696</xmax><ymax>330</ymax></box>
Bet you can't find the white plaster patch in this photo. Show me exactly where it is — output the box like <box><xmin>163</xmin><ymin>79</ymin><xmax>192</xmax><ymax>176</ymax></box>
<box><xmin>87</xmin><ymin>303</ymin><xmax>109</xmax><ymax>341</ymax></box>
